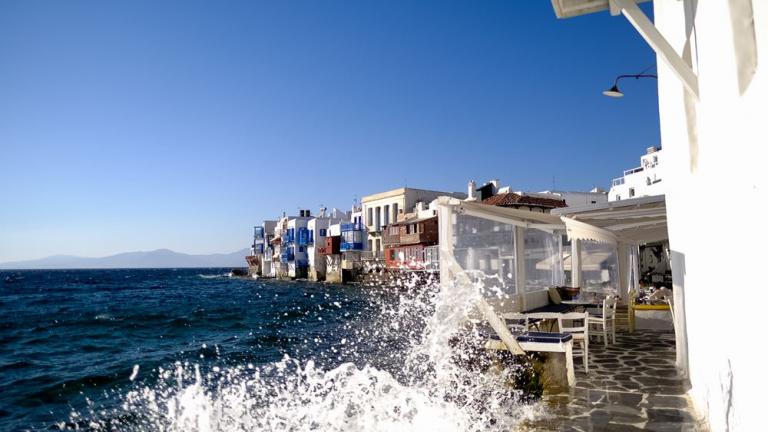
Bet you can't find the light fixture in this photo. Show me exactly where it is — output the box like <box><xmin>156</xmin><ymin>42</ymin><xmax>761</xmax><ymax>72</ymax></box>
<box><xmin>603</xmin><ymin>85</ymin><xmax>624</xmax><ymax>98</ymax></box>
<box><xmin>603</xmin><ymin>73</ymin><xmax>657</xmax><ymax>98</ymax></box>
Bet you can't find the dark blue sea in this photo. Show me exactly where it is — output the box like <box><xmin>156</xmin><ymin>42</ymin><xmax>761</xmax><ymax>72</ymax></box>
<box><xmin>0</xmin><ymin>269</ymin><xmax>431</xmax><ymax>432</ymax></box>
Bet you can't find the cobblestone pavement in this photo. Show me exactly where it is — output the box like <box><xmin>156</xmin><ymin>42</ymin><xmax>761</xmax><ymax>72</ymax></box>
<box><xmin>521</xmin><ymin>330</ymin><xmax>708</xmax><ymax>431</ymax></box>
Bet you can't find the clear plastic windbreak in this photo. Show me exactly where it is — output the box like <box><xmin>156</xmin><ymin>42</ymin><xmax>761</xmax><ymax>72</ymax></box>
<box><xmin>581</xmin><ymin>240</ymin><xmax>619</xmax><ymax>295</ymax></box>
<box><xmin>439</xmin><ymin>205</ymin><xmax>566</xmax><ymax>298</ymax></box>
<box><xmin>450</xmin><ymin>211</ymin><xmax>518</xmax><ymax>297</ymax></box>
<box><xmin>523</xmin><ymin>227</ymin><xmax>564</xmax><ymax>292</ymax></box>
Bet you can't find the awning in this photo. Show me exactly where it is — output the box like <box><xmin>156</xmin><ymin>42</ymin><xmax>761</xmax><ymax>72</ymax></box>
<box><xmin>552</xmin><ymin>195</ymin><xmax>668</xmax><ymax>245</ymax></box>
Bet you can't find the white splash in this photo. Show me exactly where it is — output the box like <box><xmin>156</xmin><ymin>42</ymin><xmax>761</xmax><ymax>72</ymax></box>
<box><xmin>130</xmin><ymin>365</ymin><xmax>140</xmax><ymax>381</ymax></box>
<box><xmin>68</xmin><ymin>273</ymin><xmax>541</xmax><ymax>431</ymax></box>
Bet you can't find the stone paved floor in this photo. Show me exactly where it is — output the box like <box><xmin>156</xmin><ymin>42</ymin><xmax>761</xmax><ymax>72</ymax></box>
<box><xmin>521</xmin><ymin>330</ymin><xmax>708</xmax><ymax>432</ymax></box>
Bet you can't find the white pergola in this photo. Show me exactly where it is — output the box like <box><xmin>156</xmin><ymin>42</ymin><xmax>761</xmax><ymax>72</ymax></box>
<box><xmin>551</xmin><ymin>195</ymin><xmax>668</xmax><ymax>301</ymax></box>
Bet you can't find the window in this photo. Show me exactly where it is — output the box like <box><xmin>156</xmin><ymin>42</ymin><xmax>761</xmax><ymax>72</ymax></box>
<box><xmin>591</xmin><ymin>200</ymin><xmax>596</xmax><ymax>204</ymax></box>
<box><xmin>367</xmin><ymin>208</ymin><xmax>373</xmax><ymax>226</ymax></box>
<box><xmin>298</xmin><ymin>246</ymin><xmax>304</xmax><ymax>252</ymax></box>
<box><xmin>629</xmin><ymin>188</ymin><xmax>635</xmax><ymax>198</ymax></box>
<box><xmin>384</xmin><ymin>205</ymin><xmax>390</xmax><ymax>226</ymax></box>
<box><xmin>389</xmin><ymin>249</ymin><xmax>395</xmax><ymax>260</ymax></box>
<box><xmin>320</xmin><ymin>228</ymin><xmax>327</xmax><ymax>237</ymax></box>
<box><xmin>393</xmin><ymin>203</ymin><xmax>399</xmax><ymax>221</ymax></box>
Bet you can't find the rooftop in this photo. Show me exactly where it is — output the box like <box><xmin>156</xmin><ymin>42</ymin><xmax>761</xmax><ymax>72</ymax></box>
<box><xmin>482</xmin><ymin>192</ymin><xmax>567</xmax><ymax>209</ymax></box>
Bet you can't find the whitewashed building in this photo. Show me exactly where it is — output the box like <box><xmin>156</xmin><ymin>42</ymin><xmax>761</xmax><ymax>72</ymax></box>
<box><xmin>307</xmin><ymin>208</ymin><xmax>349</xmax><ymax>281</ymax></box>
<box><xmin>552</xmin><ymin>1</ymin><xmax>767</xmax><ymax>429</ymax></box>
<box><xmin>362</xmin><ymin>187</ymin><xmax>466</xmax><ymax>257</ymax></box>
<box><xmin>284</xmin><ymin>210</ymin><xmax>314</xmax><ymax>279</ymax></box>
<box><xmin>608</xmin><ymin>146</ymin><xmax>664</xmax><ymax>201</ymax></box>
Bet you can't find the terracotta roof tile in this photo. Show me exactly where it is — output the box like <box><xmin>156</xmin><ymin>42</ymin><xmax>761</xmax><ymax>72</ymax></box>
<box><xmin>482</xmin><ymin>192</ymin><xmax>566</xmax><ymax>209</ymax></box>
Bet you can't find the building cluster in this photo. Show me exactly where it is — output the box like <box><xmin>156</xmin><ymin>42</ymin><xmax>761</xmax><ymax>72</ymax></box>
<box><xmin>246</xmin><ymin>177</ymin><xmax>613</xmax><ymax>283</ymax></box>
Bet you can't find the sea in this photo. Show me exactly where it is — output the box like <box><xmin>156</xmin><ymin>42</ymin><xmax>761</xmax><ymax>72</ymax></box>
<box><xmin>0</xmin><ymin>268</ymin><xmax>539</xmax><ymax>432</ymax></box>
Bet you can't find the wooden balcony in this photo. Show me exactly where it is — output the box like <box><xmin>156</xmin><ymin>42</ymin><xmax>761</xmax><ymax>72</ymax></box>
<box><xmin>382</xmin><ymin>227</ymin><xmax>401</xmax><ymax>247</ymax></box>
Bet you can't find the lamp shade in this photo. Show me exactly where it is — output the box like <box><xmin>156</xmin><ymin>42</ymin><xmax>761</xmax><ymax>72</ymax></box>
<box><xmin>603</xmin><ymin>85</ymin><xmax>624</xmax><ymax>98</ymax></box>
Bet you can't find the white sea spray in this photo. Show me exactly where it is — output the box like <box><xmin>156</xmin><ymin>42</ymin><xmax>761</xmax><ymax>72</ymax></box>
<box><xmin>67</xmin><ymin>272</ymin><xmax>541</xmax><ymax>431</ymax></box>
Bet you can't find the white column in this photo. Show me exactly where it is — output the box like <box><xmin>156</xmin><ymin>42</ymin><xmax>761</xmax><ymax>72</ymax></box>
<box><xmin>571</xmin><ymin>239</ymin><xmax>582</xmax><ymax>288</ymax></box>
<box><xmin>515</xmin><ymin>226</ymin><xmax>526</xmax><ymax>310</ymax></box>
<box><xmin>617</xmin><ymin>242</ymin><xmax>630</xmax><ymax>302</ymax></box>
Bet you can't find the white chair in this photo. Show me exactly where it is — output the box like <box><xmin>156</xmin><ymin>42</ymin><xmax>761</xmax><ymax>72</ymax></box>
<box><xmin>558</xmin><ymin>312</ymin><xmax>590</xmax><ymax>373</ymax></box>
<box><xmin>588</xmin><ymin>295</ymin><xmax>617</xmax><ymax>346</ymax></box>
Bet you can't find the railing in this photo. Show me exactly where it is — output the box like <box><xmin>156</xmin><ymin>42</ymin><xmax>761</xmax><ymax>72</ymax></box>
<box><xmin>611</xmin><ymin>177</ymin><xmax>625</xmax><ymax>186</ymax></box>
<box><xmin>340</xmin><ymin>241</ymin><xmax>364</xmax><ymax>252</ymax></box>
<box><xmin>341</xmin><ymin>222</ymin><xmax>364</xmax><ymax>232</ymax></box>
<box><xmin>382</xmin><ymin>230</ymin><xmax>401</xmax><ymax>247</ymax></box>
<box><xmin>361</xmin><ymin>250</ymin><xmax>385</xmax><ymax>261</ymax></box>
<box><xmin>623</xmin><ymin>166</ymin><xmax>644</xmax><ymax>176</ymax></box>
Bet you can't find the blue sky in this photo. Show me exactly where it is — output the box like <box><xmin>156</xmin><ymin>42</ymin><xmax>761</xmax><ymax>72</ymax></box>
<box><xmin>0</xmin><ymin>1</ymin><xmax>658</xmax><ymax>262</ymax></box>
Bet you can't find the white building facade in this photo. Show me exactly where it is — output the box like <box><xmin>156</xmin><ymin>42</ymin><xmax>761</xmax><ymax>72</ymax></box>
<box><xmin>361</xmin><ymin>187</ymin><xmax>466</xmax><ymax>256</ymax></box>
<box><xmin>608</xmin><ymin>146</ymin><xmax>664</xmax><ymax>201</ymax></box>
<box><xmin>307</xmin><ymin>208</ymin><xmax>349</xmax><ymax>281</ymax></box>
<box><xmin>552</xmin><ymin>1</ymin><xmax>768</xmax><ymax>429</ymax></box>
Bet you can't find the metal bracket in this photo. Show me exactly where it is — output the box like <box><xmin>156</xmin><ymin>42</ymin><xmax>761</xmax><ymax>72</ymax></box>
<box><xmin>610</xmin><ymin>0</ymin><xmax>699</xmax><ymax>98</ymax></box>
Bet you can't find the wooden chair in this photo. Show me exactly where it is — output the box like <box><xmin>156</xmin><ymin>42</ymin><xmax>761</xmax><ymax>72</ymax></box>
<box><xmin>588</xmin><ymin>295</ymin><xmax>617</xmax><ymax>346</ymax></box>
<box><xmin>558</xmin><ymin>311</ymin><xmax>590</xmax><ymax>373</ymax></box>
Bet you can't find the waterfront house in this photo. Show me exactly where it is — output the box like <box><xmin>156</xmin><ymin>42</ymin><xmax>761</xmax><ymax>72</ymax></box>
<box><xmin>270</xmin><ymin>216</ymin><xmax>287</xmax><ymax>278</ymax></box>
<box><xmin>246</xmin><ymin>220</ymin><xmax>277</xmax><ymax>276</ymax></box>
<box><xmin>339</xmin><ymin>208</ymin><xmax>366</xmax><ymax>280</ymax></box>
<box><xmin>383</xmin><ymin>201</ymin><xmax>440</xmax><ymax>272</ymax></box>
<box><xmin>609</xmin><ymin>146</ymin><xmax>664</xmax><ymax>201</ymax></box>
<box><xmin>361</xmin><ymin>187</ymin><xmax>466</xmax><ymax>259</ymax></box>
<box><xmin>284</xmin><ymin>210</ymin><xmax>314</xmax><ymax>279</ymax></box>
<box><xmin>324</xmin><ymin>221</ymin><xmax>344</xmax><ymax>283</ymax></box>
<box><xmin>307</xmin><ymin>208</ymin><xmax>349</xmax><ymax>281</ymax></box>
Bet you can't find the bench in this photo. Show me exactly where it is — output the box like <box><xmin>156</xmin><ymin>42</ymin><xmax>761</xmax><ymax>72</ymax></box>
<box><xmin>483</xmin><ymin>330</ymin><xmax>576</xmax><ymax>386</ymax></box>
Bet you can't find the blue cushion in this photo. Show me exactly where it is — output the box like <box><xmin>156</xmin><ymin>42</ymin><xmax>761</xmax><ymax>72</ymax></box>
<box><xmin>524</xmin><ymin>304</ymin><xmax>571</xmax><ymax>314</ymax></box>
<box><xmin>515</xmin><ymin>332</ymin><xmax>572</xmax><ymax>344</ymax></box>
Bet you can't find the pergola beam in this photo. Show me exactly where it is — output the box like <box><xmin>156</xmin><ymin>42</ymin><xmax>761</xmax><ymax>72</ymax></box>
<box><xmin>611</xmin><ymin>0</ymin><xmax>699</xmax><ymax>98</ymax></box>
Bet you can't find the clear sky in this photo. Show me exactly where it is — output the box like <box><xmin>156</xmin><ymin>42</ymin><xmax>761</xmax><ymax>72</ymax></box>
<box><xmin>0</xmin><ymin>0</ymin><xmax>659</xmax><ymax>262</ymax></box>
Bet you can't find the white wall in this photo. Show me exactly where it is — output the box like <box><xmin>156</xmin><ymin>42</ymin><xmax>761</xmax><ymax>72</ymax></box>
<box><xmin>654</xmin><ymin>1</ymin><xmax>767</xmax><ymax>430</ymax></box>
<box><xmin>608</xmin><ymin>148</ymin><xmax>665</xmax><ymax>201</ymax></box>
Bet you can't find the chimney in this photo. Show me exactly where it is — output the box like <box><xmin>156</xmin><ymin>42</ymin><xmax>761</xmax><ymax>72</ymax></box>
<box><xmin>467</xmin><ymin>180</ymin><xmax>477</xmax><ymax>201</ymax></box>
<box><xmin>490</xmin><ymin>179</ymin><xmax>500</xmax><ymax>194</ymax></box>
<box><xmin>306</xmin><ymin>209</ymin><xmax>311</xmax><ymax>217</ymax></box>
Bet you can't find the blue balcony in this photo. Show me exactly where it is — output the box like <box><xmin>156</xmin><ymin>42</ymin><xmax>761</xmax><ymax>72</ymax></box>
<box><xmin>340</xmin><ymin>241</ymin><xmax>365</xmax><ymax>252</ymax></box>
<box><xmin>254</xmin><ymin>226</ymin><xmax>265</xmax><ymax>239</ymax></box>
<box><xmin>341</xmin><ymin>222</ymin><xmax>363</xmax><ymax>232</ymax></box>
<box><xmin>296</xmin><ymin>227</ymin><xmax>310</xmax><ymax>246</ymax></box>
<box><xmin>282</xmin><ymin>228</ymin><xmax>296</xmax><ymax>244</ymax></box>
<box><xmin>280</xmin><ymin>247</ymin><xmax>295</xmax><ymax>263</ymax></box>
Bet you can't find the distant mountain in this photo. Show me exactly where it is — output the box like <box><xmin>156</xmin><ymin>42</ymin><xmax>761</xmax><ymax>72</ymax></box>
<box><xmin>0</xmin><ymin>248</ymin><xmax>251</xmax><ymax>270</ymax></box>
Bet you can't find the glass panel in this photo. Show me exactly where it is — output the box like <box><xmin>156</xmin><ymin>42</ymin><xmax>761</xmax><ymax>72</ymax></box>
<box><xmin>561</xmin><ymin>234</ymin><xmax>572</xmax><ymax>286</ymax></box>
<box><xmin>452</xmin><ymin>213</ymin><xmax>516</xmax><ymax>296</ymax></box>
<box><xmin>581</xmin><ymin>241</ymin><xmax>619</xmax><ymax>295</ymax></box>
<box><xmin>523</xmin><ymin>228</ymin><xmax>562</xmax><ymax>292</ymax></box>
